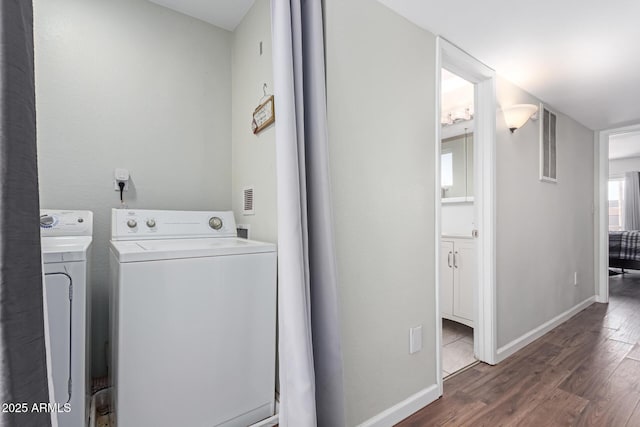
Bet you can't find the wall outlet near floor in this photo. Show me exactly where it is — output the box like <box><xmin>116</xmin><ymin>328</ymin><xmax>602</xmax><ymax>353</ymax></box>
<box><xmin>574</xmin><ymin>272</ymin><xmax>578</xmax><ymax>286</ymax></box>
<box><xmin>236</xmin><ymin>224</ymin><xmax>251</xmax><ymax>239</ymax></box>
<box><xmin>409</xmin><ymin>325</ymin><xmax>422</xmax><ymax>354</ymax></box>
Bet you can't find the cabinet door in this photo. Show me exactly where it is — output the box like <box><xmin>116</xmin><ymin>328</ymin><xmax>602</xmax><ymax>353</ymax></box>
<box><xmin>440</xmin><ymin>241</ymin><xmax>454</xmax><ymax>317</ymax></box>
<box><xmin>453</xmin><ymin>240</ymin><xmax>475</xmax><ymax>322</ymax></box>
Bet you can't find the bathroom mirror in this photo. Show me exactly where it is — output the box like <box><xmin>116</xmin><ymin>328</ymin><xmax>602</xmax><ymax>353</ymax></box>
<box><xmin>441</xmin><ymin>68</ymin><xmax>474</xmax><ymax>203</ymax></box>
<box><xmin>441</xmin><ymin>127</ymin><xmax>473</xmax><ymax>202</ymax></box>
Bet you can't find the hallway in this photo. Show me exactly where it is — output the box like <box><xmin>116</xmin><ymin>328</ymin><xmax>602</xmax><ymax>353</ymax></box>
<box><xmin>398</xmin><ymin>272</ymin><xmax>640</xmax><ymax>426</ymax></box>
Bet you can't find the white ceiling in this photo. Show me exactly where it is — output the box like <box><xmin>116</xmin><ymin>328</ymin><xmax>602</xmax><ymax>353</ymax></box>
<box><xmin>148</xmin><ymin>0</ymin><xmax>255</xmax><ymax>31</ymax></box>
<box><xmin>378</xmin><ymin>0</ymin><xmax>640</xmax><ymax>131</ymax></box>
<box><xmin>609</xmin><ymin>132</ymin><xmax>640</xmax><ymax>160</ymax></box>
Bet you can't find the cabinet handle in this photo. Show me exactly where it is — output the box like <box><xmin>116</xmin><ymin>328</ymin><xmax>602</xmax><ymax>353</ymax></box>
<box><xmin>447</xmin><ymin>251</ymin><xmax>452</xmax><ymax>268</ymax></box>
<box><xmin>454</xmin><ymin>251</ymin><xmax>459</xmax><ymax>268</ymax></box>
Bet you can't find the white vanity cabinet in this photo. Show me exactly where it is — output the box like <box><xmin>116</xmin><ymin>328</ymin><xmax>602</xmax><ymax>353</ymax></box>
<box><xmin>440</xmin><ymin>237</ymin><xmax>475</xmax><ymax>327</ymax></box>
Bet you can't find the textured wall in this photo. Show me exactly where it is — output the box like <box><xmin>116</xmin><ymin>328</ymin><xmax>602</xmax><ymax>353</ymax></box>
<box><xmin>495</xmin><ymin>76</ymin><xmax>596</xmax><ymax>348</ymax></box>
<box><xmin>34</xmin><ymin>0</ymin><xmax>232</xmax><ymax>377</ymax></box>
<box><xmin>325</xmin><ymin>0</ymin><xmax>438</xmax><ymax>423</ymax></box>
<box><xmin>231</xmin><ymin>0</ymin><xmax>277</xmax><ymax>244</ymax></box>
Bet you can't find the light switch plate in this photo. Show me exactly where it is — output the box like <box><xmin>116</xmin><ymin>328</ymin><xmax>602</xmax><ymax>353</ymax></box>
<box><xmin>409</xmin><ymin>325</ymin><xmax>422</xmax><ymax>354</ymax></box>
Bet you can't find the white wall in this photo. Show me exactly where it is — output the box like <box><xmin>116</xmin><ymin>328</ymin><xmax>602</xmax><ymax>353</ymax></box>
<box><xmin>609</xmin><ymin>156</ymin><xmax>640</xmax><ymax>178</ymax></box>
<box><xmin>441</xmin><ymin>77</ymin><xmax>473</xmax><ymax>123</ymax></box>
<box><xmin>441</xmin><ymin>203</ymin><xmax>474</xmax><ymax>236</ymax></box>
<box><xmin>231</xmin><ymin>0</ymin><xmax>276</xmax><ymax>243</ymax></box>
<box><xmin>325</xmin><ymin>1</ymin><xmax>437</xmax><ymax>424</ymax></box>
<box><xmin>34</xmin><ymin>0</ymin><xmax>232</xmax><ymax>377</ymax></box>
<box><xmin>495</xmin><ymin>76</ymin><xmax>595</xmax><ymax>348</ymax></box>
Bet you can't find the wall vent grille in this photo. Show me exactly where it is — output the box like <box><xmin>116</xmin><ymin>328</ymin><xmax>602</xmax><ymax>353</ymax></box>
<box><xmin>243</xmin><ymin>187</ymin><xmax>255</xmax><ymax>215</ymax></box>
<box><xmin>540</xmin><ymin>104</ymin><xmax>558</xmax><ymax>183</ymax></box>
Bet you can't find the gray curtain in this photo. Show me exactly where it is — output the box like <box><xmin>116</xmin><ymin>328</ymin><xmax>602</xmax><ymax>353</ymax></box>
<box><xmin>0</xmin><ymin>1</ymin><xmax>51</xmax><ymax>426</ymax></box>
<box><xmin>272</xmin><ymin>0</ymin><xmax>346</xmax><ymax>426</ymax></box>
<box><xmin>624</xmin><ymin>172</ymin><xmax>640</xmax><ymax>231</ymax></box>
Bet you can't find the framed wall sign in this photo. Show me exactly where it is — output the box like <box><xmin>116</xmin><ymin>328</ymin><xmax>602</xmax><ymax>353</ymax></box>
<box><xmin>252</xmin><ymin>95</ymin><xmax>275</xmax><ymax>135</ymax></box>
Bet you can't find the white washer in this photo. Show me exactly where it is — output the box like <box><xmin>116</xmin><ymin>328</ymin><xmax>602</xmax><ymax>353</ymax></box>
<box><xmin>40</xmin><ymin>210</ymin><xmax>92</xmax><ymax>427</ymax></box>
<box><xmin>109</xmin><ymin>209</ymin><xmax>277</xmax><ymax>427</ymax></box>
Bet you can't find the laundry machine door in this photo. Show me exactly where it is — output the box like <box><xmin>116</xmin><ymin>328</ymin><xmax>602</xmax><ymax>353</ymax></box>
<box><xmin>114</xmin><ymin>251</ymin><xmax>277</xmax><ymax>427</ymax></box>
<box><xmin>43</xmin><ymin>260</ymin><xmax>88</xmax><ymax>427</ymax></box>
<box><xmin>43</xmin><ymin>264</ymin><xmax>72</xmax><ymax>405</ymax></box>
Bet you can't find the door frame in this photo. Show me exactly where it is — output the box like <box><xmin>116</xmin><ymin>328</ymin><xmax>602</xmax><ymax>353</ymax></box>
<box><xmin>595</xmin><ymin>122</ymin><xmax>640</xmax><ymax>303</ymax></box>
<box><xmin>435</xmin><ymin>37</ymin><xmax>497</xmax><ymax>395</ymax></box>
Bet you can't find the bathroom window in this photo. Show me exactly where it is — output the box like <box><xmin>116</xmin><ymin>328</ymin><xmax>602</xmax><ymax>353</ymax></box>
<box><xmin>609</xmin><ymin>179</ymin><xmax>624</xmax><ymax>231</ymax></box>
<box><xmin>441</xmin><ymin>152</ymin><xmax>453</xmax><ymax>188</ymax></box>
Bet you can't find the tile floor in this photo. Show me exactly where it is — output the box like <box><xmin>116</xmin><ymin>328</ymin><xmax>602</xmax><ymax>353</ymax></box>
<box><xmin>442</xmin><ymin>319</ymin><xmax>475</xmax><ymax>377</ymax></box>
<box><xmin>95</xmin><ymin>414</ymin><xmax>112</xmax><ymax>427</ymax></box>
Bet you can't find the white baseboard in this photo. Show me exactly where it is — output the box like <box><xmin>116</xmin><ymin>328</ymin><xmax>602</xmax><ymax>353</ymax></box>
<box><xmin>248</xmin><ymin>396</ymin><xmax>278</xmax><ymax>427</ymax></box>
<box><xmin>357</xmin><ymin>383</ymin><xmax>440</xmax><ymax>427</ymax></box>
<box><xmin>249</xmin><ymin>414</ymin><xmax>279</xmax><ymax>427</ymax></box>
<box><xmin>496</xmin><ymin>296</ymin><xmax>595</xmax><ymax>363</ymax></box>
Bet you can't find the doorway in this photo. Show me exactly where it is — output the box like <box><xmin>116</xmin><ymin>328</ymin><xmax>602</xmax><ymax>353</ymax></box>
<box><xmin>596</xmin><ymin>124</ymin><xmax>640</xmax><ymax>302</ymax></box>
<box><xmin>439</xmin><ymin>69</ymin><xmax>477</xmax><ymax>377</ymax></box>
<box><xmin>435</xmin><ymin>37</ymin><xmax>497</xmax><ymax>394</ymax></box>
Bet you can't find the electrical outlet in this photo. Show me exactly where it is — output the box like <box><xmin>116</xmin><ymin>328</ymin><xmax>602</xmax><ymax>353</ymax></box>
<box><xmin>574</xmin><ymin>272</ymin><xmax>578</xmax><ymax>286</ymax></box>
<box><xmin>113</xmin><ymin>168</ymin><xmax>130</xmax><ymax>191</ymax></box>
<box><xmin>409</xmin><ymin>325</ymin><xmax>422</xmax><ymax>354</ymax></box>
<box><xmin>236</xmin><ymin>224</ymin><xmax>251</xmax><ymax>239</ymax></box>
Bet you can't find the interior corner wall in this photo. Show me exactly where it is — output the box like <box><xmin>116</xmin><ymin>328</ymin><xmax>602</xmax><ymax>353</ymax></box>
<box><xmin>231</xmin><ymin>0</ymin><xmax>277</xmax><ymax>244</ymax></box>
<box><xmin>324</xmin><ymin>0</ymin><xmax>437</xmax><ymax>424</ymax></box>
<box><xmin>495</xmin><ymin>76</ymin><xmax>596</xmax><ymax>348</ymax></box>
<box><xmin>34</xmin><ymin>0</ymin><xmax>232</xmax><ymax>377</ymax></box>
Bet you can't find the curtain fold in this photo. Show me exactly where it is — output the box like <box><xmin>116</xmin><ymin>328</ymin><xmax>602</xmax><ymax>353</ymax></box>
<box><xmin>624</xmin><ymin>172</ymin><xmax>640</xmax><ymax>231</ymax></box>
<box><xmin>0</xmin><ymin>1</ymin><xmax>51</xmax><ymax>426</ymax></box>
<box><xmin>272</xmin><ymin>0</ymin><xmax>346</xmax><ymax>426</ymax></box>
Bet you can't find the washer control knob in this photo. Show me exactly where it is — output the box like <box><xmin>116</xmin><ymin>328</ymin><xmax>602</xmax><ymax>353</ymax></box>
<box><xmin>146</xmin><ymin>219</ymin><xmax>156</xmax><ymax>228</ymax></box>
<box><xmin>209</xmin><ymin>217</ymin><xmax>223</xmax><ymax>230</ymax></box>
<box><xmin>127</xmin><ymin>219</ymin><xmax>137</xmax><ymax>228</ymax></box>
<box><xmin>40</xmin><ymin>215</ymin><xmax>54</xmax><ymax>227</ymax></box>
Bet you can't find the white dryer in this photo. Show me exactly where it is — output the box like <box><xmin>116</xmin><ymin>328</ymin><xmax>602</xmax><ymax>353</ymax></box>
<box><xmin>40</xmin><ymin>210</ymin><xmax>92</xmax><ymax>427</ymax></box>
<box><xmin>109</xmin><ymin>209</ymin><xmax>277</xmax><ymax>427</ymax></box>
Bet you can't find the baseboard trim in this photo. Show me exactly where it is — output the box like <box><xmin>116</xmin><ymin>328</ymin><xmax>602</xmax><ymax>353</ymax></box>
<box><xmin>357</xmin><ymin>383</ymin><xmax>440</xmax><ymax>427</ymax></box>
<box><xmin>496</xmin><ymin>296</ymin><xmax>595</xmax><ymax>363</ymax></box>
<box><xmin>249</xmin><ymin>414</ymin><xmax>278</xmax><ymax>427</ymax></box>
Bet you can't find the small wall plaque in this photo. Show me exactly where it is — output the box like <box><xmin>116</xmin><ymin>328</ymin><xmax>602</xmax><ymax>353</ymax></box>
<box><xmin>252</xmin><ymin>95</ymin><xmax>275</xmax><ymax>135</ymax></box>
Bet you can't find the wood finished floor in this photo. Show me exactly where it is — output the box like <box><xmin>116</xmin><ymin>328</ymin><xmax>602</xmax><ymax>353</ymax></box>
<box><xmin>397</xmin><ymin>272</ymin><xmax>640</xmax><ymax>426</ymax></box>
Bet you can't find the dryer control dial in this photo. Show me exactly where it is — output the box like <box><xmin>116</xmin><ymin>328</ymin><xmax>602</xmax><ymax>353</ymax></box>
<box><xmin>40</xmin><ymin>215</ymin><xmax>55</xmax><ymax>227</ymax></box>
<box><xmin>209</xmin><ymin>217</ymin><xmax>223</xmax><ymax>230</ymax></box>
<box><xmin>146</xmin><ymin>219</ymin><xmax>156</xmax><ymax>228</ymax></box>
<box><xmin>127</xmin><ymin>219</ymin><xmax>137</xmax><ymax>228</ymax></box>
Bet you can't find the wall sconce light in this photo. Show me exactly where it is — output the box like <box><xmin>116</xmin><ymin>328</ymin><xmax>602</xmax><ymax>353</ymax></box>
<box><xmin>503</xmin><ymin>104</ymin><xmax>539</xmax><ymax>133</ymax></box>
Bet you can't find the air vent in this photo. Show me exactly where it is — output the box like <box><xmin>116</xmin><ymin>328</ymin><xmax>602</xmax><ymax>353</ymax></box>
<box><xmin>540</xmin><ymin>104</ymin><xmax>557</xmax><ymax>183</ymax></box>
<box><xmin>243</xmin><ymin>187</ymin><xmax>255</xmax><ymax>215</ymax></box>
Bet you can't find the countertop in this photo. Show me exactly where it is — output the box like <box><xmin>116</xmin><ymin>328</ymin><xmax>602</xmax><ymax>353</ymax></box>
<box><xmin>442</xmin><ymin>234</ymin><xmax>474</xmax><ymax>240</ymax></box>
